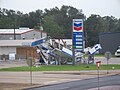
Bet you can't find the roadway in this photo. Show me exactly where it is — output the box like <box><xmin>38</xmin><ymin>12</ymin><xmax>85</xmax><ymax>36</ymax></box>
<box><xmin>26</xmin><ymin>74</ymin><xmax>120</xmax><ymax>90</ymax></box>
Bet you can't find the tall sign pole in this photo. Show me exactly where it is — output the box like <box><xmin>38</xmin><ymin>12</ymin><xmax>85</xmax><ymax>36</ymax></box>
<box><xmin>96</xmin><ymin>61</ymin><xmax>101</xmax><ymax>90</ymax></box>
<box><xmin>72</xmin><ymin>19</ymin><xmax>83</xmax><ymax>65</ymax></box>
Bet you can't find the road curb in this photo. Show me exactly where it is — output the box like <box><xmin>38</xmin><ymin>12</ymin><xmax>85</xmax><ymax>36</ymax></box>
<box><xmin>42</xmin><ymin>71</ymin><xmax>120</xmax><ymax>75</ymax></box>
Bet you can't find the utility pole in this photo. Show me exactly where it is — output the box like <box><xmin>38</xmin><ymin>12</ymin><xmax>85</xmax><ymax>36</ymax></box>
<box><xmin>39</xmin><ymin>19</ymin><xmax>42</xmax><ymax>38</ymax></box>
<box><xmin>14</xmin><ymin>22</ymin><xmax>16</xmax><ymax>40</ymax></box>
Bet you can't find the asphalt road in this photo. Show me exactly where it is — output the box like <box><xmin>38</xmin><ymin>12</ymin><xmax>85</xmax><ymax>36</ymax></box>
<box><xmin>26</xmin><ymin>74</ymin><xmax>120</xmax><ymax>90</ymax></box>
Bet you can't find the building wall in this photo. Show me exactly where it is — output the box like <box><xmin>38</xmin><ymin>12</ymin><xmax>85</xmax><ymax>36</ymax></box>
<box><xmin>0</xmin><ymin>30</ymin><xmax>47</xmax><ymax>40</ymax></box>
<box><xmin>0</xmin><ymin>46</ymin><xmax>16</xmax><ymax>60</ymax></box>
<box><xmin>0</xmin><ymin>46</ymin><xmax>16</xmax><ymax>55</ymax></box>
<box><xmin>16</xmin><ymin>47</ymin><xmax>37</xmax><ymax>59</ymax></box>
<box><xmin>21</xmin><ymin>30</ymin><xmax>41</xmax><ymax>39</ymax></box>
<box><xmin>42</xmin><ymin>31</ymin><xmax>47</xmax><ymax>38</ymax></box>
<box><xmin>99</xmin><ymin>32</ymin><xmax>120</xmax><ymax>53</ymax></box>
<box><xmin>0</xmin><ymin>29</ymin><xmax>47</xmax><ymax>60</ymax></box>
<box><xmin>0</xmin><ymin>34</ymin><xmax>21</xmax><ymax>40</ymax></box>
<box><xmin>0</xmin><ymin>40</ymin><xmax>35</xmax><ymax>60</ymax></box>
<box><xmin>0</xmin><ymin>40</ymin><xmax>33</xmax><ymax>47</ymax></box>
<box><xmin>0</xmin><ymin>46</ymin><xmax>37</xmax><ymax>60</ymax></box>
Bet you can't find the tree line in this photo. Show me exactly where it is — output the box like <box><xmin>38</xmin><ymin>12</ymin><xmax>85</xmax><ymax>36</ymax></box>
<box><xmin>0</xmin><ymin>6</ymin><xmax>120</xmax><ymax>46</ymax></box>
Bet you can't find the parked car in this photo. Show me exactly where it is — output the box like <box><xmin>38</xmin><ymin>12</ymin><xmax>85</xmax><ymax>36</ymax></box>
<box><xmin>115</xmin><ymin>46</ymin><xmax>120</xmax><ymax>57</ymax></box>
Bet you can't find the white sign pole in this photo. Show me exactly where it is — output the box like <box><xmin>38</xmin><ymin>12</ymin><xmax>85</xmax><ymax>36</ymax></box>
<box><xmin>96</xmin><ymin>61</ymin><xmax>101</xmax><ymax>90</ymax></box>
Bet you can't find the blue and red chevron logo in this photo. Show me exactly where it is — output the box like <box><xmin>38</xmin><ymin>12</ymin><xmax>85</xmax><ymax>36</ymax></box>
<box><xmin>74</xmin><ymin>22</ymin><xmax>82</xmax><ymax>31</ymax></box>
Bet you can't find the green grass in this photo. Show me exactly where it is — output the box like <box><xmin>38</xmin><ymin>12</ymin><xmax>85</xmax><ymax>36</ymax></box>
<box><xmin>0</xmin><ymin>64</ymin><xmax>119</xmax><ymax>71</ymax></box>
<box><xmin>94</xmin><ymin>54</ymin><xmax>104</xmax><ymax>57</ymax></box>
<box><xmin>90</xmin><ymin>53</ymin><xmax>116</xmax><ymax>57</ymax></box>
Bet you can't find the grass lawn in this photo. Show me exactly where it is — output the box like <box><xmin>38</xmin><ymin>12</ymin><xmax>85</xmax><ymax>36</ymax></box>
<box><xmin>0</xmin><ymin>64</ymin><xmax>119</xmax><ymax>71</ymax></box>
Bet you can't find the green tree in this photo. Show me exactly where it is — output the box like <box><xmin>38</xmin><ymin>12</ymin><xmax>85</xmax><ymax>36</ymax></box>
<box><xmin>116</xmin><ymin>19</ymin><xmax>120</xmax><ymax>31</ymax></box>
<box><xmin>86</xmin><ymin>14</ymin><xmax>102</xmax><ymax>46</ymax></box>
<box><xmin>102</xmin><ymin>16</ymin><xmax>118</xmax><ymax>32</ymax></box>
<box><xmin>43</xmin><ymin>15</ymin><xmax>64</xmax><ymax>38</ymax></box>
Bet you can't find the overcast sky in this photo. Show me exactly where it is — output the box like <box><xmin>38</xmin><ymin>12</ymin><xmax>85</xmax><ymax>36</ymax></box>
<box><xmin>0</xmin><ymin>0</ymin><xmax>120</xmax><ymax>18</ymax></box>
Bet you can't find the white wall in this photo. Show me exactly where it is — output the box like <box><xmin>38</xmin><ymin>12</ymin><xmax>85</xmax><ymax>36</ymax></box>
<box><xmin>0</xmin><ymin>46</ymin><xmax>16</xmax><ymax>55</ymax></box>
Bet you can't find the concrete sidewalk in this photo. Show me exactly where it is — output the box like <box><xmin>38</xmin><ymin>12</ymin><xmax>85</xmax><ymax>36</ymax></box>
<box><xmin>42</xmin><ymin>70</ymin><xmax>120</xmax><ymax>75</ymax></box>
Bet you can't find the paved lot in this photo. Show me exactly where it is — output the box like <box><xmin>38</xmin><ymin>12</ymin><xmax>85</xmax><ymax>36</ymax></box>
<box><xmin>0</xmin><ymin>60</ymin><xmax>27</xmax><ymax>69</ymax></box>
<box><xmin>94</xmin><ymin>57</ymin><xmax>120</xmax><ymax>64</ymax></box>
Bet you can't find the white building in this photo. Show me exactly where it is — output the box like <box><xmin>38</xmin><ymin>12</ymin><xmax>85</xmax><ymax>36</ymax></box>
<box><xmin>0</xmin><ymin>28</ymin><xmax>47</xmax><ymax>40</ymax></box>
<box><xmin>0</xmin><ymin>28</ymin><xmax>47</xmax><ymax>60</ymax></box>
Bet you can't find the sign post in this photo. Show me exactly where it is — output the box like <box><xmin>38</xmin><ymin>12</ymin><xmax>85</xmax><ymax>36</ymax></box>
<box><xmin>104</xmin><ymin>51</ymin><xmax>112</xmax><ymax>74</ymax></box>
<box><xmin>72</xmin><ymin>19</ymin><xmax>83</xmax><ymax>65</ymax></box>
<box><xmin>96</xmin><ymin>61</ymin><xmax>101</xmax><ymax>90</ymax></box>
<box><xmin>26</xmin><ymin>57</ymin><xmax>35</xmax><ymax>85</ymax></box>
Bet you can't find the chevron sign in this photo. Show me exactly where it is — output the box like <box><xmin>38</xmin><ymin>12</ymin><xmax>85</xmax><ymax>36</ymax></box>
<box><xmin>73</xmin><ymin>19</ymin><xmax>83</xmax><ymax>32</ymax></box>
<box><xmin>72</xmin><ymin>19</ymin><xmax>83</xmax><ymax>51</ymax></box>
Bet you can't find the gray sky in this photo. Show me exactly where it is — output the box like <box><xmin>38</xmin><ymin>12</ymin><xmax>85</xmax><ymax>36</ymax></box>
<box><xmin>0</xmin><ymin>0</ymin><xmax>120</xmax><ymax>18</ymax></box>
